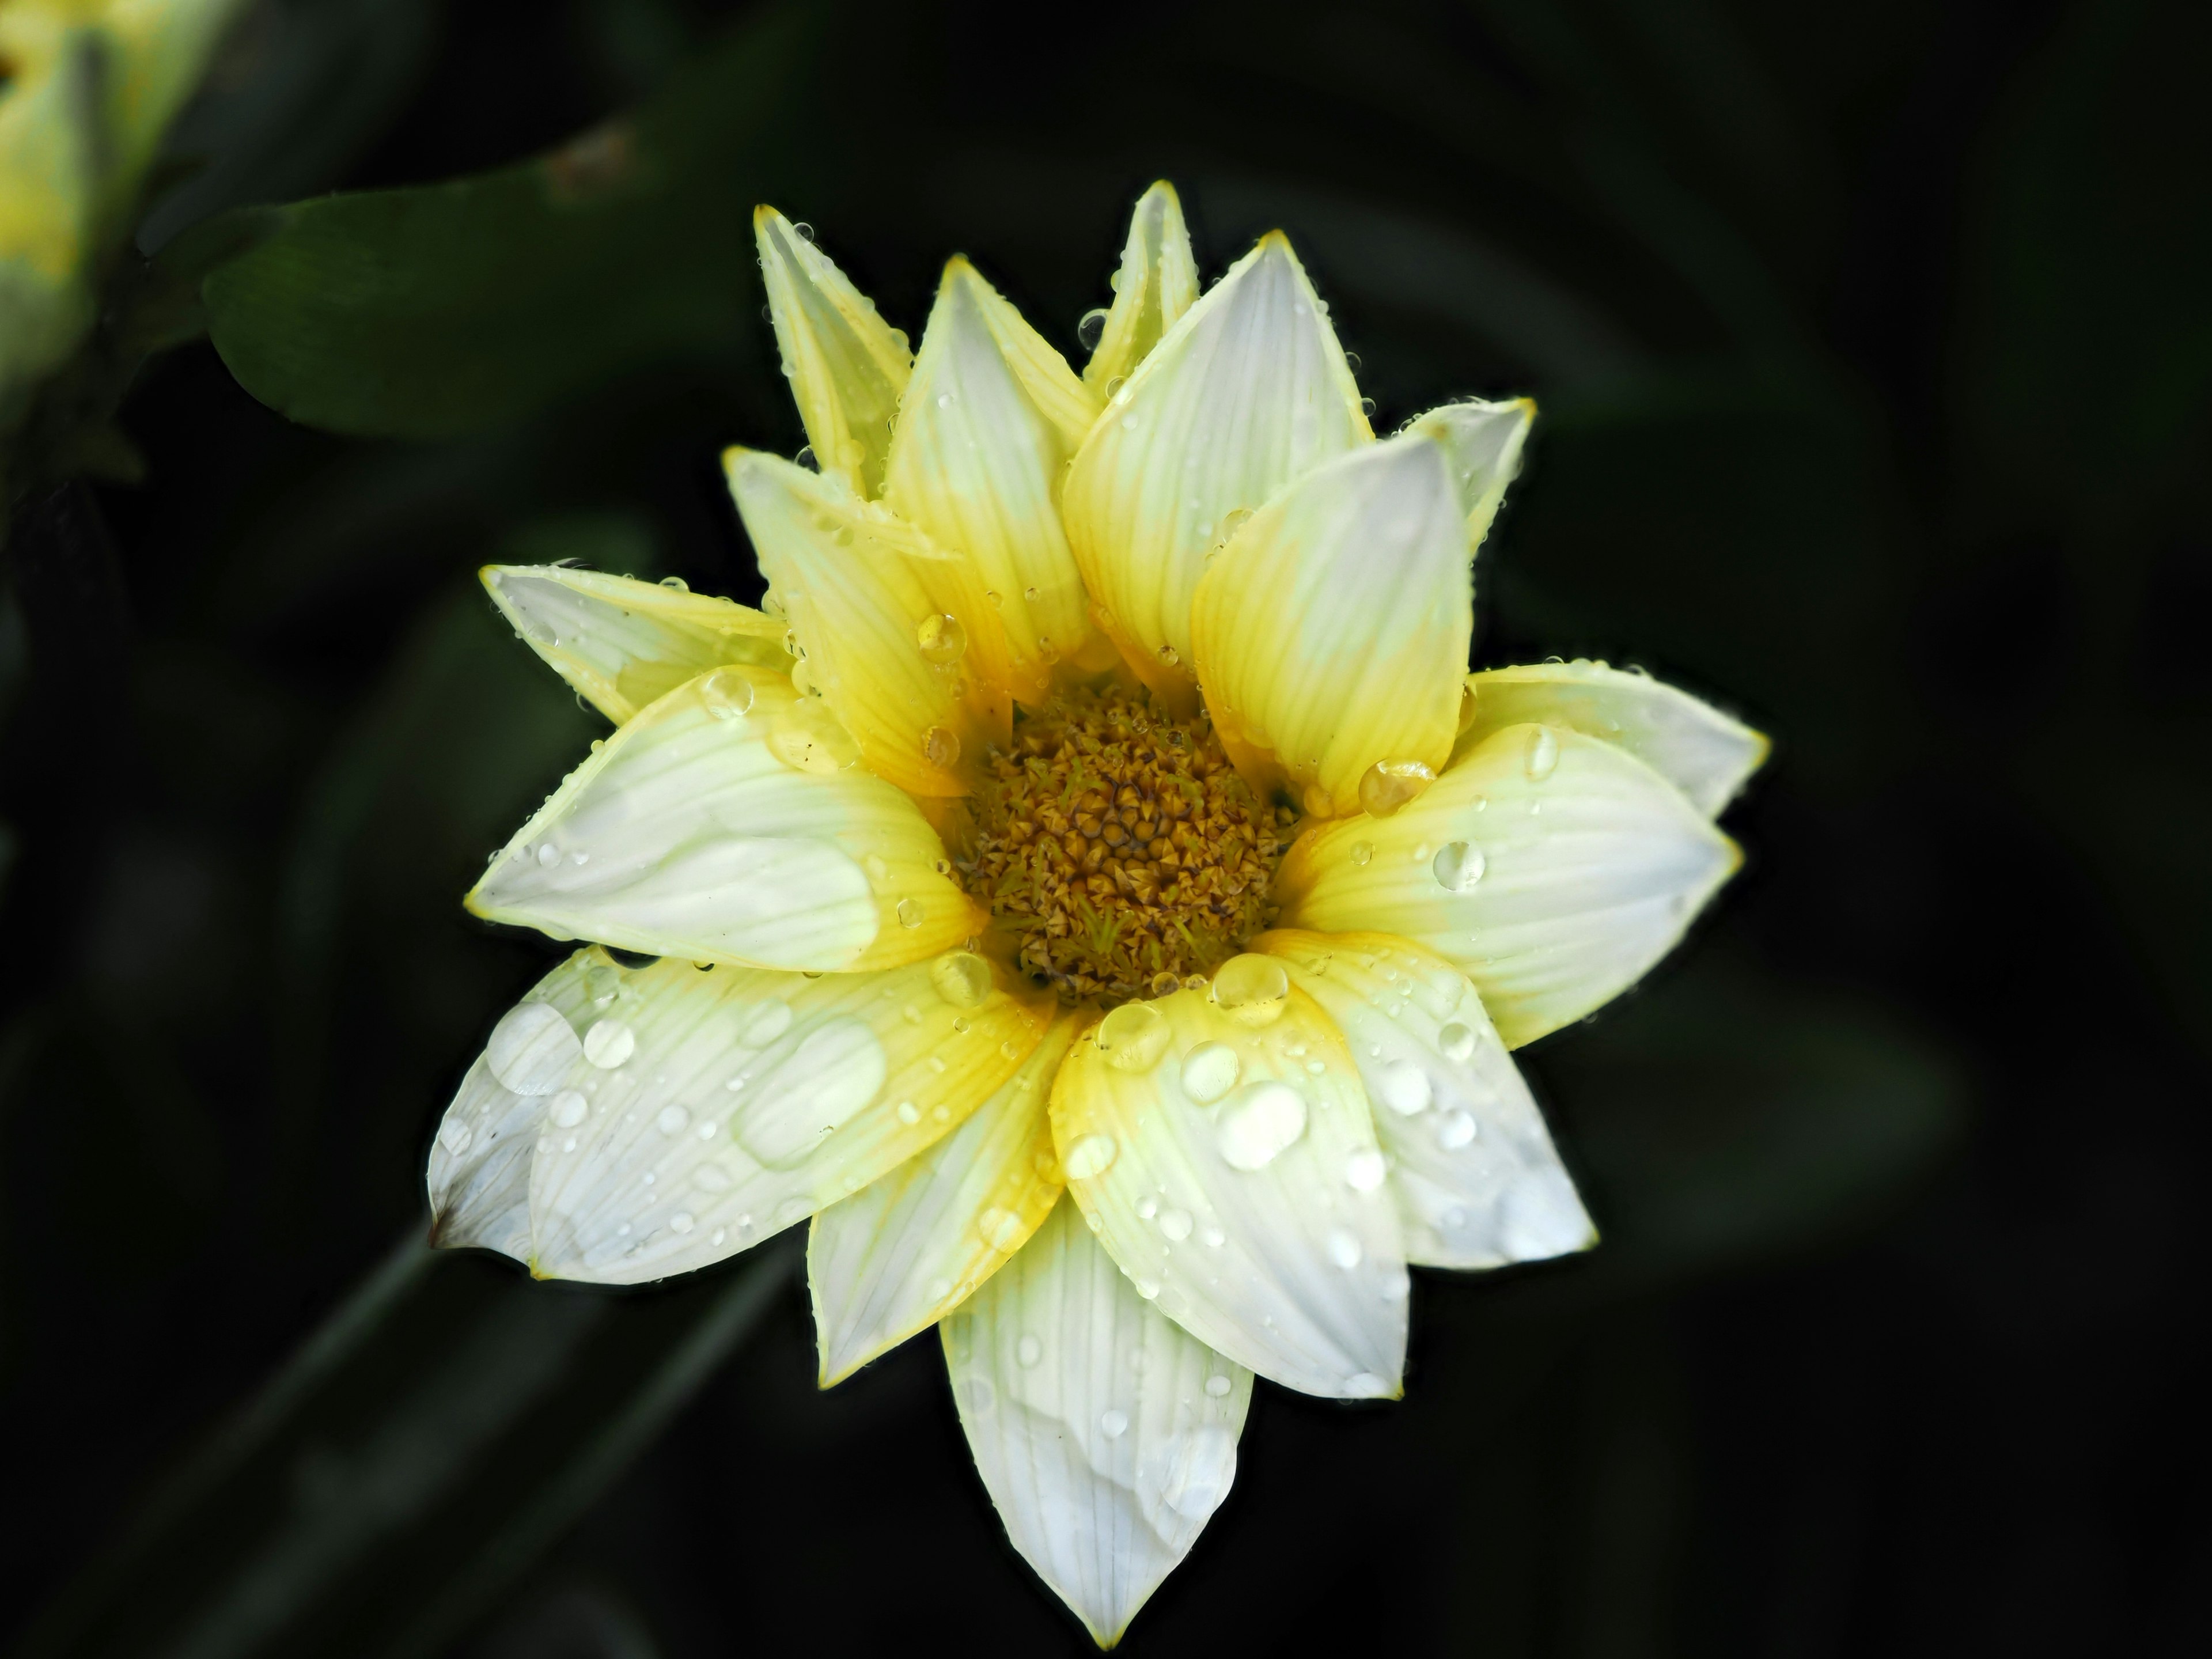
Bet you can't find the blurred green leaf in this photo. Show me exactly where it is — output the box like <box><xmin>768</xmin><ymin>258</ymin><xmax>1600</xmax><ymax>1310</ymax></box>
<box><xmin>17</xmin><ymin>1234</ymin><xmax>793</xmax><ymax>1659</ymax></box>
<box><xmin>202</xmin><ymin>4</ymin><xmax>819</xmax><ymax>438</ymax></box>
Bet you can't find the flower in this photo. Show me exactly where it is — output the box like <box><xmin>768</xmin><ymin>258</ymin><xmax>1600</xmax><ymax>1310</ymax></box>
<box><xmin>426</xmin><ymin>183</ymin><xmax>1767</xmax><ymax>1644</ymax></box>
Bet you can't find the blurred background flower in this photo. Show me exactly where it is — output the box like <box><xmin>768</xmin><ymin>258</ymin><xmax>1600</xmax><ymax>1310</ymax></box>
<box><xmin>0</xmin><ymin>1</ymin><xmax>2205</xmax><ymax>1654</ymax></box>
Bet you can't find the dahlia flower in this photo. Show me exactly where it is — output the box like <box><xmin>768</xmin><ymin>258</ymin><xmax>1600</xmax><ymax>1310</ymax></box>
<box><xmin>426</xmin><ymin>183</ymin><xmax>1764</xmax><ymax>1643</ymax></box>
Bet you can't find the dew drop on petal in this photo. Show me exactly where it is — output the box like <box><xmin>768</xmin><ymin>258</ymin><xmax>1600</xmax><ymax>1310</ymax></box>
<box><xmin>698</xmin><ymin>669</ymin><xmax>754</xmax><ymax>720</ymax></box>
<box><xmin>582</xmin><ymin>1019</ymin><xmax>636</xmax><ymax>1069</ymax></box>
<box><xmin>1064</xmin><ymin>1134</ymin><xmax>1118</xmax><ymax>1179</ymax></box>
<box><xmin>1376</xmin><ymin>1059</ymin><xmax>1433</xmax><ymax>1116</ymax></box>
<box><xmin>1213</xmin><ymin>955</ymin><xmax>1289</xmax><ymax>1027</ymax></box>
<box><xmin>656</xmin><ymin>1104</ymin><xmax>690</xmax><ymax>1135</ymax></box>
<box><xmin>1345</xmin><ymin>1148</ymin><xmax>1388</xmax><ymax>1191</ymax></box>
<box><xmin>1077</xmin><ymin>307</ymin><xmax>1109</xmax><ymax>350</ymax></box>
<box><xmin>1437</xmin><ymin>1110</ymin><xmax>1479</xmax><ymax>1149</ymax></box>
<box><xmin>1216</xmin><ymin>1081</ymin><xmax>1307</xmax><ymax>1171</ymax></box>
<box><xmin>1179</xmin><ymin>1041</ymin><xmax>1240</xmax><ymax>1104</ymax></box>
<box><xmin>1350</xmin><ymin>840</ymin><xmax>1373</xmax><ymax>866</ymax></box>
<box><xmin>923</xmin><ymin>725</ymin><xmax>961</xmax><ymax>768</ymax></box>
<box><xmin>1205</xmin><ymin>1373</ymin><xmax>1233</xmax><ymax>1398</ymax></box>
<box><xmin>487</xmin><ymin>1001</ymin><xmax>581</xmax><ymax>1094</ymax></box>
<box><xmin>1097</xmin><ymin>1001</ymin><xmax>1171</xmax><ymax>1071</ymax></box>
<box><xmin>1358</xmin><ymin>759</ymin><xmax>1435</xmax><ymax>818</ymax></box>
<box><xmin>896</xmin><ymin>897</ymin><xmax>924</xmax><ymax>929</ymax></box>
<box><xmin>1526</xmin><ymin>726</ymin><xmax>1560</xmax><ymax>781</ymax></box>
<box><xmin>1327</xmin><ymin>1228</ymin><xmax>1363</xmax><ymax>1269</ymax></box>
<box><xmin>1017</xmin><ymin>1333</ymin><xmax>1044</xmax><ymax>1368</ymax></box>
<box><xmin>1432</xmin><ymin>840</ymin><xmax>1486</xmax><ymax>891</ymax></box>
<box><xmin>1159</xmin><ymin>1207</ymin><xmax>1194</xmax><ymax>1241</ymax></box>
<box><xmin>1100</xmin><ymin>1408</ymin><xmax>1130</xmax><ymax>1438</ymax></box>
<box><xmin>1135</xmin><ymin>1194</ymin><xmax>1158</xmax><ymax>1220</ymax></box>
<box><xmin>548</xmin><ymin>1090</ymin><xmax>589</xmax><ymax>1129</ymax></box>
<box><xmin>896</xmin><ymin>1100</ymin><xmax>921</xmax><ymax>1125</ymax></box>
<box><xmin>669</xmin><ymin>1211</ymin><xmax>695</xmax><ymax>1233</ymax></box>
<box><xmin>1439</xmin><ymin>1022</ymin><xmax>1477</xmax><ymax>1063</ymax></box>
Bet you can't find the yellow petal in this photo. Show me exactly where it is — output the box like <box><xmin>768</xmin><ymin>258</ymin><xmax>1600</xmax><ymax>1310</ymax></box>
<box><xmin>482</xmin><ymin>563</ymin><xmax>792</xmax><ymax>724</ymax></box>
<box><xmin>726</xmin><ymin>448</ymin><xmax>1014</xmax><ymax>794</ymax></box>
<box><xmin>882</xmin><ymin>258</ymin><xmax>1101</xmax><ymax>698</ymax></box>
<box><xmin>1274</xmin><ymin>723</ymin><xmax>1738</xmax><ymax>1047</ymax></box>
<box><xmin>1457</xmin><ymin>660</ymin><xmax>1768</xmax><ymax>816</ymax></box>
<box><xmin>467</xmin><ymin>664</ymin><xmax>982</xmax><ymax>971</ymax></box>
<box><xmin>809</xmin><ymin>1010</ymin><xmax>1078</xmax><ymax>1384</ymax></box>
<box><xmin>1050</xmin><ymin>978</ymin><xmax>1407</xmax><ymax>1399</ymax></box>
<box><xmin>943</xmin><ymin>1196</ymin><xmax>1252</xmax><ymax>1647</ymax></box>
<box><xmin>1255</xmin><ymin>930</ymin><xmax>1595</xmax><ymax>1267</ymax></box>
<box><xmin>431</xmin><ymin>946</ymin><xmax>1043</xmax><ymax>1283</ymax></box>
<box><xmin>1404</xmin><ymin>396</ymin><xmax>1535</xmax><ymax>551</ymax></box>
<box><xmin>1191</xmin><ymin>429</ymin><xmax>1468</xmax><ymax>817</ymax></box>
<box><xmin>1063</xmin><ymin>232</ymin><xmax>1373</xmax><ymax>711</ymax></box>
<box><xmin>1082</xmin><ymin>181</ymin><xmax>1199</xmax><ymax>393</ymax></box>
<box><xmin>754</xmin><ymin>205</ymin><xmax>911</xmax><ymax>497</ymax></box>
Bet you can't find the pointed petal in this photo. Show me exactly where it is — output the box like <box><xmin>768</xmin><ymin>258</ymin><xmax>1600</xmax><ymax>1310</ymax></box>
<box><xmin>483</xmin><ymin>564</ymin><xmax>792</xmax><ymax>724</ymax></box>
<box><xmin>754</xmin><ymin>206</ymin><xmax>911</xmax><ymax>497</ymax></box>
<box><xmin>467</xmin><ymin>665</ymin><xmax>981</xmax><ymax>972</ymax></box>
<box><xmin>944</xmin><ymin>1197</ymin><xmax>1253</xmax><ymax>1647</ymax></box>
<box><xmin>727</xmin><ymin>448</ymin><xmax>1014</xmax><ymax>795</ymax></box>
<box><xmin>1191</xmin><ymin>430</ymin><xmax>1468</xmax><ymax>817</ymax></box>
<box><xmin>1404</xmin><ymin>396</ymin><xmax>1535</xmax><ymax>551</ymax></box>
<box><xmin>1083</xmin><ymin>181</ymin><xmax>1199</xmax><ymax>394</ymax></box>
<box><xmin>441</xmin><ymin>946</ymin><xmax>1046</xmax><ymax>1283</ymax></box>
<box><xmin>1049</xmin><ymin>973</ymin><xmax>1407</xmax><ymax>1398</ymax></box>
<box><xmin>1458</xmin><ymin>661</ymin><xmax>1768</xmax><ymax>816</ymax></box>
<box><xmin>1256</xmin><ymin>930</ymin><xmax>1594</xmax><ymax>1267</ymax></box>
<box><xmin>883</xmin><ymin>259</ymin><xmax>1101</xmax><ymax>697</ymax></box>
<box><xmin>809</xmin><ymin>1011</ymin><xmax>1080</xmax><ymax>1384</ymax></box>
<box><xmin>1275</xmin><ymin>724</ymin><xmax>1739</xmax><ymax>1047</ymax></box>
<box><xmin>1063</xmin><ymin>233</ymin><xmax>1373</xmax><ymax>709</ymax></box>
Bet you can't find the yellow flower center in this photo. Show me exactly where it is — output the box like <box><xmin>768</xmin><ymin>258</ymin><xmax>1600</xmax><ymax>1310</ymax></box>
<box><xmin>952</xmin><ymin>686</ymin><xmax>1293</xmax><ymax>1005</ymax></box>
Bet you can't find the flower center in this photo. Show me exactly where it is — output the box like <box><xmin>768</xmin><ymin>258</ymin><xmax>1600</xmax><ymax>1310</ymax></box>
<box><xmin>952</xmin><ymin>686</ymin><xmax>1293</xmax><ymax>1006</ymax></box>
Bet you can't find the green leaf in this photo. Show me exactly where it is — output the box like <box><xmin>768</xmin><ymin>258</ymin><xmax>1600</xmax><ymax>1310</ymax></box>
<box><xmin>201</xmin><ymin>5</ymin><xmax>820</xmax><ymax>438</ymax></box>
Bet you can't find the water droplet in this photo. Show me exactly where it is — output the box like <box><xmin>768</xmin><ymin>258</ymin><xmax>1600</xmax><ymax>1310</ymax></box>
<box><xmin>1156</xmin><ymin>643</ymin><xmax>1180</xmax><ymax>666</ymax></box>
<box><xmin>537</xmin><ymin>842</ymin><xmax>562</xmax><ymax>868</ymax></box>
<box><xmin>1135</xmin><ymin>1193</ymin><xmax>1158</xmax><ymax>1219</ymax></box>
<box><xmin>698</xmin><ymin>668</ymin><xmax>754</xmax><ymax>722</ymax></box>
<box><xmin>1437</xmin><ymin>1111</ymin><xmax>1478</xmax><ymax>1149</ymax></box>
<box><xmin>1180</xmin><ymin>1041</ymin><xmax>1240</xmax><ymax>1104</ymax></box>
<box><xmin>1457</xmin><ymin>683</ymin><xmax>1479</xmax><ymax>734</ymax></box>
<box><xmin>1526</xmin><ymin>726</ymin><xmax>1560</xmax><ymax>781</ymax></box>
<box><xmin>1217</xmin><ymin>506</ymin><xmax>1254</xmax><ymax>543</ymax></box>
<box><xmin>1432</xmin><ymin>840</ymin><xmax>1486</xmax><ymax>891</ymax></box>
<box><xmin>982</xmin><ymin>1207</ymin><xmax>1026</xmax><ymax>1250</ymax></box>
<box><xmin>1212</xmin><ymin>955</ymin><xmax>1289</xmax><ymax>1027</ymax></box>
<box><xmin>1064</xmin><ymin>1134</ymin><xmax>1118</xmax><ymax>1179</ymax></box>
<box><xmin>487</xmin><ymin>1001</ymin><xmax>581</xmax><ymax>1094</ymax></box>
<box><xmin>1159</xmin><ymin>1207</ymin><xmax>1194</xmax><ymax>1241</ymax></box>
<box><xmin>896</xmin><ymin>1100</ymin><xmax>921</xmax><ymax>1124</ymax></box>
<box><xmin>696</xmin><ymin>1120</ymin><xmax>718</xmax><ymax>1139</ymax></box>
<box><xmin>1100</xmin><ymin>1408</ymin><xmax>1130</xmax><ymax>1438</ymax></box>
<box><xmin>1216</xmin><ymin>1081</ymin><xmax>1308</xmax><ymax>1170</ymax></box>
<box><xmin>656</xmin><ymin>1104</ymin><xmax>690</xmax><ymax>1135</ymax></box>
<box><xmin>732</xmin><ymin>1020</ymin><xmax>889</xmax><ymax>1166</ymax></box>
<box><xmin>1376</xmin><ymin>1058</ymin><xmax>1433</xmax><ymax>1116</ymax></box>
<box><xmin>1358</xmin><ymin>757</ymin><xmax>1437</xmax><ymax>818</ymax></box>
<box><xmin>896</xmin><ymin>896</ymin><xmax>924</xmax><ymax>929</ymax></box>
<box><xmin>1439</xmin><ymin>1022</ymin><xmax>1476</xmax><ymax>1062</ymax></box>
<box><xmin>1204</xmin><ymin>1373</ymin><xmax>1233</xmax><ymax>1398</ymax></box>
<box><xmin>1350</xmin><ymin>840</ymin><xmax>1373</xmax><ymax>866</ymax></box>
<box><xmin>1018</xmin><ymin>1333</ymin><xmax>1044</xmax><ymax>1367</ymax></box>
<box><xmin>437</xmin><ymin>1118</ymin><xmax>475</xmax><ymax>1154</ymax></box>
<box><xmin>1097</xmin><ymin>1001</ymin><xmax>1171</xmax><ymax>1071</ymax></box>
<box><xmin>930</xmin><ymin>950</ymin><xmax>993</xmax><ymax>1008</ymax></box>
<box><xmin>583</xmin><ymin>1019</ymin><xmax>636</xmax><ymax>1069</ymax></box>
<box><xmin>769</xmin><ymin>700</ymin><xmax>859</xmax><ymax>774</ymax></box>
<box><xmin>1077</xmin><ymin>306</ymin><xmax>1109</xmax><ymax>350</ymax></box>
<box><xmin>923</xmin><ymin>725</ymin><xmax>960</xmax><ymax>768</ymax></box>
<box><xmin>1327</xmin><ymin>1228</ymin><xmax>1363</xmax><ymax>1269</ymax></box>
<box><xmin>1344</xmin><ymin>1148</ymin><xmax>1387</xmax><ymax>1191</ymax></box>
<box><xmin>1378</xmin><ymin>1268</ymin><xmax>1411</xmax><ymax>1302</ymax></box>
<box><xmin>1359</xmin><ymin>395</ymin><xmax>1377</xmax><ymax>416</ymax></box>
<box><xmin>956</xmin><ymin>1374</ymin><xmax>996</xmax><ymax>1415</ymax></box>
<box><xmin>548</xmin><ymin>1090</ymin><xmax>589</xmax><ymax>1129</ymax></box>
<box><xmin>668</xmin><ymin>1210</ymin><xmax>695</xmax><ymax>1233</ymax></box>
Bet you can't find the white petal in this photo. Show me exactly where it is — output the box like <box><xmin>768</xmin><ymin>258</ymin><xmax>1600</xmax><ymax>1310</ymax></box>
<box><xmin>1458</xmin><ymin>661</ymin><xmax>1768</xmax><ymax>816</ymax></box>
<box><xmin>1050</xmin><ymin>978</ymin><xmax>1407</xmax><ymax>1398</ymax></box>
<box><xmin>481</xmin><ymin>564</ymin><xmax>791</xmax><ymax>724</ymax></box>
<box><xmin>1257</xmin><ymin>930</ymin><xmax>1594</xmax><ymax>1267</ymax></box>
<box><xmin>1275</xmin><ymin>724</ymin><xmax>1740</xmax><ymax>1047</ymax></box>
<box><xmin>1063</xmin><ymin>232</ymin><xmax>1372</xmax><ymax>709</ymax></box>
<box><xmin>1404</xmin><ymin>397</ymin><xmax>1535</xmax><ymax>551</ymax></box>
<box><xmin>883</xmin><ymin>259</ymin><xmax>1100</xmax><ymax>698</ymax></box>
<box><xmin>1083</xmin><ymin>180</ymin><xmax>1200</xmax><ymax>393</ymax></box>
<box><xmin>808</xmin><ymin>1012</ymin><xmax>1078</xmax><ymax>1384</ymax></box>
<box><xmin>467</xmin><ymin>665</ymin><xmax>979</xmax><ymax>972</ymax></box>
<box><xmin>944</xmin><ymin>1197</ymin><xmax>1253</xmax><ymax>1647</ymax></box>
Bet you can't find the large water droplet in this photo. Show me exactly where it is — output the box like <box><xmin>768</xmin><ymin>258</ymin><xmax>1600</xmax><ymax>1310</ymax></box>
<box><xmin>923</xmin><ymin>725</ymin><xmax>960</xmax><ymax>768</ymax></box>
<box><xmin>698</xmin><ymin>669</ymin><xmax>755</xmax><ymax>721</ymax></box>
<box><xmin>1438</xmin><ymin>1022</ymin><xmax>1477</xmax><ymax>1063</ymax></box>
<box><xmin>548</xmin><ymin>1090</ymin><xmax>589</xmax><ymax>1128</ymax></box>
<box><xmin>1327</xmin><ymin>1228</ymin><xmax>1363</xmax><ymax>1269</ymax></box>
<box><xmin>1099</xmin><ymin>1408</ymin><xmax>1130</xmax><ymax>1439</ymax></box>
<box><xmin>487</xmin><ymin>1001</ymin><xmax>581</xmax><ymax>1094</ymax></box>
<box><xmin>1097</xmin><ymin>1001</ymin><xmax>1171</xmax><ymax>1071</ymax></box>
<box><xmin>1180</xmin><ymin>1041</ymin><xmax>1241</xmax><ymax>1104</ymax></box>
<box><xmin>1344</xmin><ymin>1148</ymin><xmax>1387</xmax><ymax>1191</ymax></box>
<box><xmin>1158</xmin><ymin>1207</ymin><xmax>1194</xmax><ymax>1241</ymax></box>
<box><xmin>1216</xmin><ymin>1081</ymin><xmax>1308</xmax><ymax>1170</ymax></box>
<box><xmin>896</xmin><ymin>897</ymin><xmax>924</xmax><ymax>929</ymax></box>
<box><xmin>1359</xmin><ymin>758</ymin><xmax>1435</xmax><ymax>818</ymax></box>
<box><xmin>1350</xmin><ymin>840</ymin><xmax>1373</xmax><ymax>866</ymax></box>
<box><xmin>1437</xmin><ymin>1110</ymin><xmax>1478</xmax><ymax>1149</ymax></box>
<box><xmin>930</xmin><ymin>950</ymin><xmax>993</xmax><ymax>1009</ymax></box>
<box><xmin>582</xmin><ymin>1019</ymin><xmax>635</xmax><ymax>1069</ymax></box>
<box><xmin>1213</xmin><ymin>955</ymin><xmax>1289</xmax><ymax>1027</ymax></box>
<box><xmin>980</xmin><ymin>1207</ymin><xmax>1025</xmax><ymax>1250</ymax></box>
<box><xmin>656</xmin><ymin>1104</ymin><xmax>690</xmax><ymax>1135</ymax></box>
<box><xmin>1204</xmin><ymin>1373</ymin><xmax>1233</xmax><ymax>1398</ymax></box>
<box><xmin>1432</xmin><ymin>840</ymin><xmax>1485</xmax><ymax>891</ymax></box>
<box><xmin>1063</xmin><ymin>1134</ymin><xmax>1118</xmax><ymax>1179</ymax></box>
<box><xmin>1376</xmin><ymin>1058</ymin><xmax>1433</xmax><ymax>1116</ymax></box>
<box><xmin>1154</xmin><ymin>1425</ymin><xmax>1238</xmax><ymax>1521</ymax></box>
<box><xmin>536</xmin><ymin>842</ymin><xmax>561</xmax><ymax>869</ymax></box>
<box><xmin>1525</xmin><ymin>726</ymin><xmax>1560</xmax><ymax>781</ymax></box>
<box><xmin>769</xmin><ymin>700</ymin><xmax>858</xmax><ymax>774</ymax></box>
<box><xmin>1077</xmin><ymin>306</ymin><xmax>1109</xmax><ymax>350</ymax></box>
<box><xmin>669</xmin><ymin>1211</ymin><xmax>696</xmax><ymax>1233</ymax></box>
<box><xmin>731</xmin><ymin>1020</ymin><xmax>888</xmax><ymax>1165</ymax></box>
<box><xmin>437</xmin><ymin>1117</ymin><xmax>475</xmax><ymax>1155</ymax></box>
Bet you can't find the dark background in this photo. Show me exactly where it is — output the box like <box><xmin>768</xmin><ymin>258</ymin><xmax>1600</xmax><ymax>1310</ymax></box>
<box><xmin>3</xmin><ymin>0</ymin><xmax>2207</xmax><ymax>1653</ymax></box>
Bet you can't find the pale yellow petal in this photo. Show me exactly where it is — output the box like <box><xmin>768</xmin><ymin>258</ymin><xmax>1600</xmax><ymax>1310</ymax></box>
<box><xmin>1255</xmin><ymin>930</ymin><xmax>1595</xmax><ymax>1267</ymax></box>
<box><xmin>1274</xmin><ymin>723</ymin><xmax>1738</xmax><ymax>1047</ymax></box>
<box><xmin>482</xmin><ymin>564</ymin><xmax>791</xmax><ymax>724</ymax></box>
<box><xmin>1082</xmin><ymin>181</ymin><xmax>1199</xmax><ymax>394</ymax></box>
<box><xmin>944</xmin><ymin>1197</ymin><xmax>1253</xmax><ymax>1646</ymax></box>
<box><xmin>1063</xmin><ymin>232</ymin><xmax>1373</xmax><ymax>711</ymax></box>
<box><xmin>1050</xmin><ymin>976</ymin><xmax>1407</xmax><ymax>1398</ymax></box>
<box><xmin>754</xmin><ymin>206</ymin><xmax>911</xmax><ymax>497</ymax></box>
<box><xmin>1457</xmin><ymin>661</ymin><xmax>1768</xmax><ymax>816</ymax></box>
<box><xmin>809</xmin><ymin>1010</ymin><xmax>1079</xmax><ymax>1384</ymax></box>
<box><xmin>726</xmin><ymin>447</ymin><xmax>1014</xmax><ymax>794</ymax></box>
<box><xmin>467</xmin><ymin>664</ymin><xmax>982</xmax><ymax>972</ymax></box>
<box><xmin>1191</xmin><ymin>429</ymin><xmax>1468</xmax><ymax>817</ymax></box>
<box><xmin>882</xmin><ymin>259</ymin><xmax>1101</xmax><ymax>698</ymax></box>
<box><xmin>1404</xmin><ymin>396</ymin><xmax>1535</xmax><ymax>551</ymax></box>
